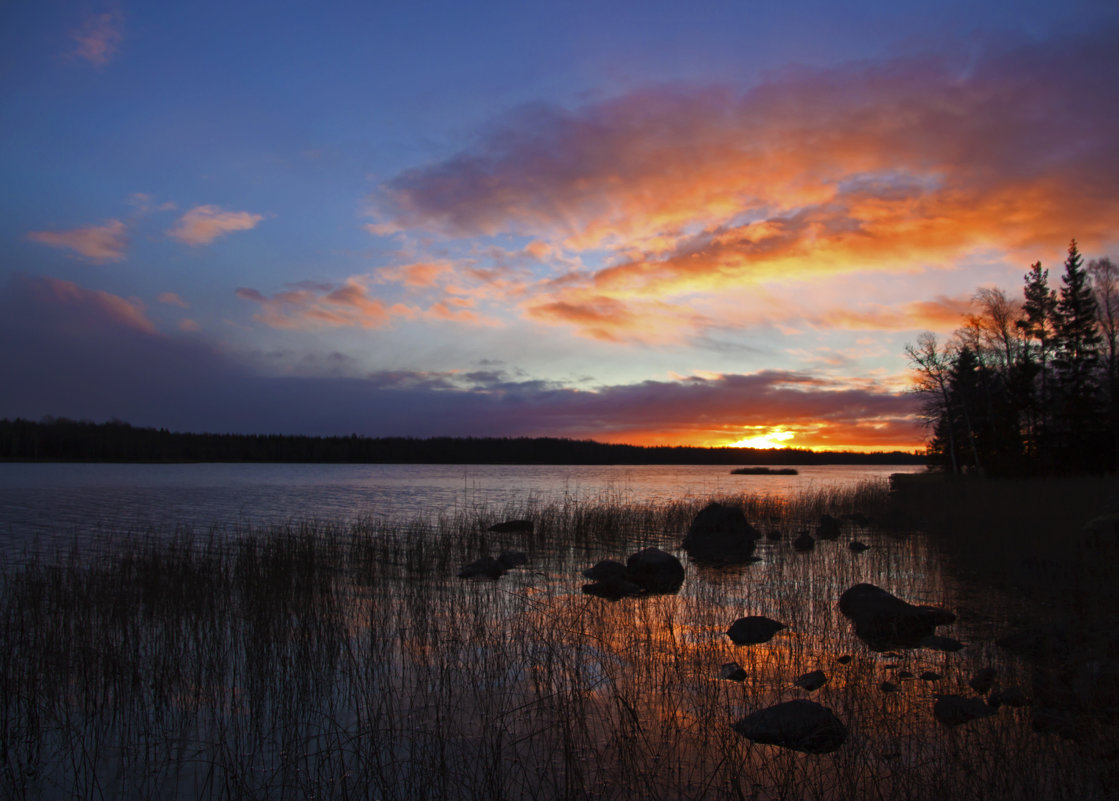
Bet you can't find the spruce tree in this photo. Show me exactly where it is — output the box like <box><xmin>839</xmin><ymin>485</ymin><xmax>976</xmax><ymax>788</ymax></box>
<box><xmin>1052</xmin><ymin>239</ymin><xmax>1103</xmax><ymax>469</ymax></box>
<box><xmin>1053</xmin><ymin>239</ymin><xmax>1101</xmax><ymax>399</ymax></box>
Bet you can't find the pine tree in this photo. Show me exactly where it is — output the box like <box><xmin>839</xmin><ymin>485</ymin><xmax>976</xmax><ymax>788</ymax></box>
<box><xmin>1015</xmin><ymin>261</ymin><xmax>1057</xmax><ymax>460</ymax></box>
<box><xmin>1051</xmin><ymin>239</ymin><xmax>1103</xmax><ymax>469</ymax></box>
<box><xmin>1053</xmin><ymin>239</ymin><xmax>1101</xmax><ymax>398</ymax></box>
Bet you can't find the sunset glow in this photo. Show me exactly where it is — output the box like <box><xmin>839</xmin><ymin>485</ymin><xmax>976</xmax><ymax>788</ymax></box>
<box><xmin>727</xmin><ymin>429</ymin><xmax>797</xmax><ymax>450</ymax></box>
<box><xmin>2</xmin><ymin>2</ymin><xmax>1117</xmax><ymax>449</ymax></box>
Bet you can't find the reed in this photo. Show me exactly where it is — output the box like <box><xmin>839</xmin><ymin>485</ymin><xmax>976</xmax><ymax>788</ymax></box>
<box><xmin>0</xmin><ymin>479</ymin><xmax>1112</xmax><ymax>800</ymax></box>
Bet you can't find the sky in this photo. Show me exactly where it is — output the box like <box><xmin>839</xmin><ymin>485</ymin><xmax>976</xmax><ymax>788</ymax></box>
<box><xmin>2</xmin><ymin>1</ymin><xmax>1118</xmax><ymax>452</ymax></box>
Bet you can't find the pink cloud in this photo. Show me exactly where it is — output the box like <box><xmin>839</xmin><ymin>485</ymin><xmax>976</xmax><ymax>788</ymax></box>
<box><xmin>70</xmin><ymin>11</ymin><xmax>123</xmax><ymax>67</ymax></box>
<box><xmin>168</xmin><ymin>205</ymin><xmax>264</xmax><ymax>246</ymax></box>
<box><xmin>28</xmin><ymin>219</ymin><xmax>128</xmax><ymax>264</ymax></box>
<box><xmin>158</xmin><ymin>292</ymin><xmax>189</xmax><ymax>309</ymax></box>
<box><xmin>235</xmin><ymin>279</ymin><xmax>411</xmax><ymax>330</ymax></box>
<box><xmin>25</xmin><ymin>276</ymin><xmax>154</xmax><ymax>334</ymax></box>
<box><xmin>378</xmin><ymin>261</ymin><xmax>454</xmax><ymax>288</ymax></box>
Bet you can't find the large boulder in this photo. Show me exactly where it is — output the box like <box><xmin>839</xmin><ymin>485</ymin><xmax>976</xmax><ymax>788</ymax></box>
<box><xmin>839</xmin><ymin>583</ymin><xmax>956</xmax><ymax>649</ymax></box>
<box><xmin>732</xmin><ymin>700</ymin><xmax>848</xmax><ymax>753</ymax></box>
<box><xmin>683</xmin><ymin>502</ymin><xmax>761</xmax><ymax>563</ymax></box>
<box><xmin>626</xmin><ymin>547</ymin><xmax>685</xmax><ymax>593</ymax></box>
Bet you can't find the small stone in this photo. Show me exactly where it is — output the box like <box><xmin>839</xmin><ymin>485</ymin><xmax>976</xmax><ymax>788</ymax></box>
<box><xmin>849</xmin><ymin>541</ymin><xmax>870</xmax><ymax>553</ymax></box>
<box><xmin>919</xmin><ymin>671</ymin><xmax>943</xmax><ymax>681</ymax></box>
<box><xmin>795</xmin><ymin>670</ymin><xmax>827</xmax><ymax>691</ymax></box>
<box><xmin>836</xmin><ymin>655</ymin><xmax>853</xmax><ymax>664</ymax></box>
<box><xmin>969</xmin><ymin>667</ymin><xmax>998</xmax><ymax>694</ymax></box>
<box><xmin>727</xmin><ymin>616</ymin><xmax>788</xmax><ymax>645</ymax></box>
<box><xmin>793</xmin><ymin>532</ymin><xmax>815</xmax><ymax>551</ymax></box>
<box><xmin>880</xmin><ymin>681</ymin><xmax>899</xmax><ymax>693</ymax></box>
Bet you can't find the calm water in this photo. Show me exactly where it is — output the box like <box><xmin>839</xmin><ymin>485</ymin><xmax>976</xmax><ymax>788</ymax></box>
<box><xmin>0</xmin><ymin>462</ymin><xmax>923</xmax><ymax>557</ymax></box>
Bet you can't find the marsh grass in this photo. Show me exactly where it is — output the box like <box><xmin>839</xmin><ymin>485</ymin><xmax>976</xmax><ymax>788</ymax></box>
<box><xmin>0</xmin><ymin>481</ymin><xmax>1112</xmax><ymax>800</ymax></box>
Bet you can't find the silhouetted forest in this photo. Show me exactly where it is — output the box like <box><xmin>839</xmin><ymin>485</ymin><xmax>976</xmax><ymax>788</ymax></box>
<box><xmin>0</xmin><ymin>418</ymin><xmax>922</xmax><ymax>465</ymax></box>
<box><xmin>908</xmin><ymin>239</ymin><xmax>1119</xmax><ymax>476</ymax></box>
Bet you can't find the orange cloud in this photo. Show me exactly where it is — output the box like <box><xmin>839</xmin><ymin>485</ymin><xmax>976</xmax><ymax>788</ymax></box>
<box><xmin>812</xmin><ymin>295</ymin><xmax>974</xmax><ymax>332</ymax></box>
<box><xmin>28</xmin><ymin>219</ymin><xmax>128</xmax><ymax>263</ymax></box>
<box><xmin>378</xmin><ymin>261</ymin><xmax>454</xmax><ymax>288</ymax></box>
<box><xmin>70</xmin><ymin>11</ymin><xmax>123</xmax><ymax>67</ymax></box>
<box><xmin>168</xmin><ymin>205</ymin><xmax>263</xmax><ymax>245</ymax></box>
<box><xmin>373</xmin><ymin>26</ymin><xmax>1119</xmax><ymax>342</ymax></box>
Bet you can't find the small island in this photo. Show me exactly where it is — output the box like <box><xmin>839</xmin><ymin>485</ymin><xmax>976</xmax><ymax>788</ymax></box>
<box><xmin>730</xmin><ymin>467</ymin><xmax>799</xmax><ymax>475</ymax></box>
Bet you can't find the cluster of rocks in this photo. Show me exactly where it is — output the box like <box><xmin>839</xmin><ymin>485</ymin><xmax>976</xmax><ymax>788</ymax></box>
<box><xmin>582</xmin><ymin>547</ymin><xmax>685</xmax><ymax>598</ymax></box>
<box><xmin>456</xmin><ymin>520</ymin><xmax>534</xmax><ymax>579</ymax></box>
<box><xmin>458</xmin><ymin>508</ymin><xmax>1110</xmax><ymax>753</ymax></box>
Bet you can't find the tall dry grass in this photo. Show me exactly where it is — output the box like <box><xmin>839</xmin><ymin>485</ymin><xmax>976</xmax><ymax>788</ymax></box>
<box><xmin>0</xmin><ymin>481</ymin><xmax>1112</xmax><ymax>800</ymax></box>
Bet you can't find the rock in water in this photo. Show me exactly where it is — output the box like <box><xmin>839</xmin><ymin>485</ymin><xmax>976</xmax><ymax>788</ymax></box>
<box><xmin>727</xmin><ymin>616</ymin><xmax>787</xmax><ymax>645</ymax></box>
<box><xmin>720</xmin><ymin>662</ymin><xmax>748</xmax><ymax>681</ymax></box>
<box><xmin>732</xmin><ymin>700</ymin><xmax>848</xmax><ymax>753</ymax></box>
<box><xmin>969</xmin><ymin>667</ymin><xmax>997</xmax><ymax>694</ymax></box>
<box><xmin>933</xmin><ymin>694</ymin><xmax>995</xmax><ymax>726</ymax></box>
<box><xmin>839</xmin><ymin>583</ymin><xmax>956</xmax><ymax>649</ymax></box>
<box><xmin>793</xmin><ymin>532</ymin><xmax>815</xmax><ymax>552</ymax></box>
<box><xmin>488</xmin><ymin>519</ymin><xmax>533</xmax><ymax>533</ymax></box>
<box><xmin>816</xmin><ymin>514</ymin><xmax>842</xmax><ymax>540</ymax></box>
<box><xmin>625</xmin><ymin>547</ymin><xmax>685</xmax><ymax>593</ymax></box>
<box><xmin>458</xmin><ymin>556</ymin><xmax>504</xmax><ymax>579</ymax></box>
<box><xmin>795</xmin><ymin>670</ymin><xmax>827</xmax><ymax>691</ymax></box>
<box><xmin>683</xmin><ymin>502</ymin><xmax>760</xmax><ymax>563</ymax></box>
<box><xmin>582</xmin><ymin>559</ymin><xmax>628</xmax><ymax>581</ymax></box>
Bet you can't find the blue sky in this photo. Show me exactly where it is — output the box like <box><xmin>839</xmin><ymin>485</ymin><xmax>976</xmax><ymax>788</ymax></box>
<box><xmin>2</xmin><ymin>0</ymin><xmax>1117</xmax><ymax>449</ymax></box>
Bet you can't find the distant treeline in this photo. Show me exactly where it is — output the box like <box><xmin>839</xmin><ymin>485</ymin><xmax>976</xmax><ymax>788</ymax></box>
<box><xmin>0</xmin><ymin>418</ymin><xmax>923</xmax><ymax>465</ymax></box>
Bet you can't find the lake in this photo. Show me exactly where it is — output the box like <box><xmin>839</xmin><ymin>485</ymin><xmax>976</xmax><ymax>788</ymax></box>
<box><xmin>2</xmin><ymin>461</ymin><xmax>1110</xmax><ymax>801</ymax></box>
<box><xmin>0</xmin><ymin>462</ymin><xmax>923</xmax><ymax>559</ymax></box>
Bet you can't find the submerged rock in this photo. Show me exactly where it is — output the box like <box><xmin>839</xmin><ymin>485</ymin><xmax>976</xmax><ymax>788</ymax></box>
<box><xmin>720</xmin><ymin>662</ymin><xmax>748</xmax><ymax>681</ymax></box>
<box><xmin>839</xmin><ymin>583</ymin><xmax>956</xmax><ymax>649</ymax></box>
<box><xmin>683</xmin><ymin>502</ymin><xmax>761</xmax><ymax>563</ymax></box>
<box><xmin>727</xmin><ymin>616</ymin><xmax>787</xmax><ymax>645</ymax></box>
<box><xmin>459</xmin><ymin>551</ymin><xmax>528</xmax><ymax>579</ymax></box>
<box><xmin>848</xmin><ymin>540</ymin><xmax>870</xmax><ymax>553</ymax></box>
<box><xmin>732</xmin><ymin>700</ymin><xmax>848</xmax><ymax>753</ymax></box>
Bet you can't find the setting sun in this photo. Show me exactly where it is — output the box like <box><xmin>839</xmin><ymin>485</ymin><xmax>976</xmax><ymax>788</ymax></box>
<box><xmin>728</xmin><ymin>428</ymin><xmax>796</xmax><ymax>449</ymax></box>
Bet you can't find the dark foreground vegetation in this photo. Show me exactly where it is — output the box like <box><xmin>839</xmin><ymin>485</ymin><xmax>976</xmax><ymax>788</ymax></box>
<box><xmin>909</xmin><ymin>240</ymin><xmax>1119</xmax><ymax>476</ymax></box>
<box><xmin>2</xmin><ymin>477</ymin><xmax>1116</xmax><ymax>800</ymax></box>
<box><xmin>0</xmin><ymin>417</ymin><xmax>923</xmax><ymax>465</ymax></box>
